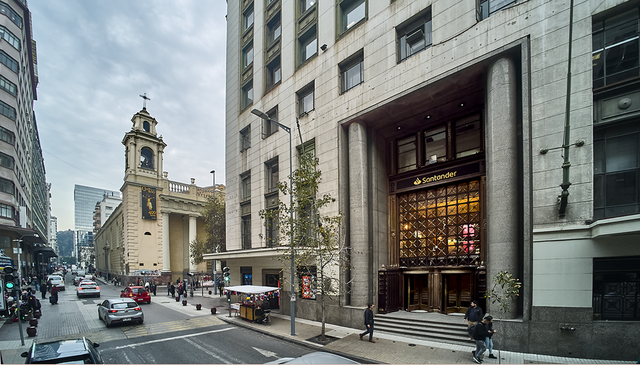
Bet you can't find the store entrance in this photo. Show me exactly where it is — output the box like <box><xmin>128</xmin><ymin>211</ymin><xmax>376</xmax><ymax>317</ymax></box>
<box><xmin>443</xmin><ymin>273</ymin><xmax>472</xmax><ymax>314</ymax></box>
<box><xmin>406</xmin><ymin>274</ymin><xmax>429</xmax><ymax>311</ymax></box>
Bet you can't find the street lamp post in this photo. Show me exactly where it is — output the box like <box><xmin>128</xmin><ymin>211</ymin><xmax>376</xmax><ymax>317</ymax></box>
<box><xmin>13</xmin><ymin>234</ymin><xmax>38</xmax><ymax>346</ymax></box>
<box><xmin>251</xmin><ymin>108</ymin><xmax>296</xmax><ymax>336</ymax></box>
<box><xmin>210</xmin><ymin>169</ymin><xmax>217</xmax><ymax>295</ymax></box>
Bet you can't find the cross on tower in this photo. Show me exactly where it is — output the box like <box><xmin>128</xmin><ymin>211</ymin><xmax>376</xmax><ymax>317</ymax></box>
<box><xmin>139</xmin><ymin>93</ymin><xmax>151</xmax><ymax>109</ymax></box>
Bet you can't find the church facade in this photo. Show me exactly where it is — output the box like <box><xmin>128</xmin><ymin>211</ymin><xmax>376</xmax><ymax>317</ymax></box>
<box><xmin>94</xmin><ymin>108</ymin><xmax>213</xmax><ymax>285</ymax></box>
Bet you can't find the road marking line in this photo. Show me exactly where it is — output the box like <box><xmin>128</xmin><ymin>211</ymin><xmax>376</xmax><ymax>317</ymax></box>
<box><xmin>112</xmin><ymin>327</ymin><xmax>233</xmax><ymax>349</ymax></box>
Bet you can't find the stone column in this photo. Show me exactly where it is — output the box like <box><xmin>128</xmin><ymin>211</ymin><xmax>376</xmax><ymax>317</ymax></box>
<box><xmin>349</xmin><ymin>122</ymin><xmax>370</xmax><ymax>307</ymax></box>
<box><xmin>188</xmin><ymin>215</ymin><xmax>197</xmax><ymax>272</ymax></box>
<box><xmin>486</xmin><ymin>57</ymin><xmax>519</xmax><ymax>318</ymax></box>
<box><xmin>162</xmin><ymin>213</ymin><xmax>171</xmax><ymax>273</ymax></box>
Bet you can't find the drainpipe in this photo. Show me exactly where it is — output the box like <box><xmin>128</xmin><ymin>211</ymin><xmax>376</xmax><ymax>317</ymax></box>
<box><xmin>558</xmin><ymin>0</ymin><xmax>575</xmax><ymax>217</ymax></box>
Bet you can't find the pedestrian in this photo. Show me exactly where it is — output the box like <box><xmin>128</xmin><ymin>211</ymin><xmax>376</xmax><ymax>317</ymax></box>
<box><xmin>40</xmin><ymin>281</ymin><xmax>47</xmax><ymax>299</ymax></box>
<box><xmin>483</xmin><ymin>316</ymin><xmax>498</xmax><ymax>359</ymax></box>
<box><xmin>359</xmin><ymin>303</ymin><xmax>375</xmax><ymax>343</ymax></box>
<box><xmin>218</xmin><ymin>281</ymin><xmax>224</xmax><ymax>297</ymax></box>
<box><xmin>50</xmin><ymin>285</ymin><xmax>59</xmax><ymax>305</ymax></box>
<box><xmin>464</xmin><ymin>300</ymin><xmax>483</xmax><ymax>327</ymax></box>
<box><xmin>179</xmin><ymin>284</ymin><xmax>185</xmax><ymax>302</ymax></box>
<box><xmin>152</xmin><ymin>282</ymin><xmax>157</xmax><ymax>296</ymax></box>
<box><xmin>471</xmin><ymin>316</ymin><xmax>496</xmax><ymax>363</ymax></box>
<box><xmin>170</xmin><ymin>283</ymin><xmax>176</xmax><ymax>298</ymax></box>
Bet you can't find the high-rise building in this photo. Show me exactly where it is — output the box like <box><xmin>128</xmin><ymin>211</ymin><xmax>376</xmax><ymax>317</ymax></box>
<box><xmin>0</xmin><ymin>0</ymin><xmax>52</xmax><ymax>278</ymax></box>
<box><xmin>221</xmin><ymin>0</ymin><xmax>640</xmax><ymax>360</ymax></box>
<box><xmin>74</xmin><ymin>185</ymin><xmax>120</xmax><ymax>267</ymax></box>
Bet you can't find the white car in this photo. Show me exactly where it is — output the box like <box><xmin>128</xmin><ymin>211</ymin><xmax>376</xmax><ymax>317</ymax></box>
<box><xmin>77</xmin><ymin>281</ymin><xmax>100</xmax><ymax>298</ymax></box>
<box><xmin>48</xmin><ymin>275</ymin><xmax>65</xmax><ymax>291</ymax></box>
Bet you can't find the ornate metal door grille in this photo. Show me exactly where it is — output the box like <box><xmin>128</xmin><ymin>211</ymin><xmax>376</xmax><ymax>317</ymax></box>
<box><xmin>398</xmin><ymin>180</ymin><xmax>481</xmax><ymax>267</ymax></box>
<box><xmin>593</xmin><ymin>257</ymin><xmax>640</xmax><ymax>320</ymax></box>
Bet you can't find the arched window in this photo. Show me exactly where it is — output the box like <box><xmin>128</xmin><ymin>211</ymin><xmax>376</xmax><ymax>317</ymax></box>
<box><xmin>143</xmin><ymin>121</ymin><xmax>150</xmax><ymax>132</ymax></box>
<box><xmin>140</xmin><ymin>148</ymin><xmax>154</xmax><ymax>169</ymax></box>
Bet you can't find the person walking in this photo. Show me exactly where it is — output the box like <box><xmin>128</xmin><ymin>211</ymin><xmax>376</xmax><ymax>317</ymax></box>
<box><xmin>40</xmin><ymin>280</ymin><xmax>47</xmax><ymax>299</ymax></box>
<box><xmin>464</xmin><ymin>300</ymin><xmax>483</xmax><ymax>327</ymax></box>
<box><xmin>359</xmin><ymin>303</ymin><xmax>375</xmax><ymax>343</ymax></box>
<box><xmin>483</xmin><ymin>316</ymin><xmax>498</xmax><ymax>359</ymax></box>
<box><xmin>471</xmin><ymin>316</ymin><xmax>496</xmax><ymax>363</ymax></box>
<box><xmin>50</xmin><ymin>285</ymin><xmax>59</xmax><ymax>305</ymax></box>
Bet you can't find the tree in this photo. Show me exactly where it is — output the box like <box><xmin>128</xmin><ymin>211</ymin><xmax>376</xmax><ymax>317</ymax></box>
<box><xmin>190</xmin><ymin>191</ymin><xmax>226</xmax><ymax>265</ymax></box>
<box><xmin>484</xmin><ymin>270</ymin><xmax>521</xmax><ymax>363</ymax></box>
<box><xmin>259</xmin><ymin>150</ymin><xmax>347</xmax><ymax>342</ymax></box>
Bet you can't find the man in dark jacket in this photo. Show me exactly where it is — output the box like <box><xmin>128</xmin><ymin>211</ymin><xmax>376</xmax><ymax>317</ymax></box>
<box><xmin>472</xmin><ymin>316</ymin><xmax>496</xmax><ymax>363</ymax></box>
<box><xmin>464</xmin><ymin>300</ymin><xmax>483</xmax><ymax>327</ymax></box>
<box><xmin>359</xmin><ymin>303</ymin><xmax>375</xmax><ymax>343</ymax></box>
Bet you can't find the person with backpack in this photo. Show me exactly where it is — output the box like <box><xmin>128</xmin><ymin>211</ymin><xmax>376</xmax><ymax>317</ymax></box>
<box><xmin>470</xmin><ymin>316</ymin><xmax>497</xmax><ymax>363</ymax></box>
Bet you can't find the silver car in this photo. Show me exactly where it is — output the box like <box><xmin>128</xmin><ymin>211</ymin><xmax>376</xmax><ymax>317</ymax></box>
<box><xmin>77</xmin><ymin>281</ymin><xmax>100</xmax><ymax>298</ymax></box>
<box><xmin>97</xmin><ymin>298</ymin><xmax>144</xmax><ymax>327</ymax></box>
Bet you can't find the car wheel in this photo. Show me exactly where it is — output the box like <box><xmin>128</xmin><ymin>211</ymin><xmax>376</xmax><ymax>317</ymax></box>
<box><xmin>105</xmin><ymin>319</ymin><xmax>111</xmax><ymax>328</ymax></box>
<box><xmin>139</xmin><ymin>319</ymin><xmax>144</xmax><ymax>325</ymax></box>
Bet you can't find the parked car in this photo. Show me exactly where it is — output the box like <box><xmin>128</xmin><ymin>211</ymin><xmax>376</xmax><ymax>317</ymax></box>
<box><xmin>97</xmin><ymin>298</ymin><xmax>144</xmax><ymax>327</ymax></box>
<box><xmin>266</xmin><ymin>352</ymin><xmax>360</xmax><ymax>364</ymax></box>
<box><xmin>77</xmin><ymin>281</ymin><xmax>100</xmax><ymax>298</ymax></box>
<box><xmin>21</xmin><ymin>337</ymin><xmax>103</xmax><ymax>363</ymax></box>
<box><xmin>47</xmin><ymin>275</ymin><xmax>65</xmax><ymax>291</ymax></box>
<box><xmin>120</xmin><ymin>286</ymin><xmax>151</xmax><ymax>304</ymax></box>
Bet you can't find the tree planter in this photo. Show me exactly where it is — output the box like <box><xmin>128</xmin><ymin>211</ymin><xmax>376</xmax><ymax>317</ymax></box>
<box><xmin>208</xmin><ymin>290</ymin><xmax>212</xmax><ymax>295</ymax></box>
<box><xmin>26</xmin><ymin>326</ymin><xmax>37</xmax><ymax>337</ymax></box>
<box><xmin>196</xmin><ymin>304</ymin><xmax>202</xmax><ymax>310</ymax></box>
<box><xmin>182</xmin><ymin>300</ymin><xmax>187</xmax><ymax>306</ymax></box>
<box><xmin>29</xmin><ymin>318</ymin><xmax>38</xmax><ymax>327</ymax></box>
<box><xmin>175</xmin><ymin>297</ymin><xmax>180</xmax><ymax>302</ymax></box>
<box><xmin>211</xmin><ymin>307</ymin><xmax>217</xmax><ymax>314</ymax></box>
<box><xmin>33</xmin><ymin>310</ymin><xmax>41</xmax><ymax>319</ymax></box>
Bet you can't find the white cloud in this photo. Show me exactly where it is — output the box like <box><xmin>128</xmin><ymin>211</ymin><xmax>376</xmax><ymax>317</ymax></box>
<box><xmin>31</xmin><ymin>0</ymin><xmax>227</xmax><ymax>231</ymax></box>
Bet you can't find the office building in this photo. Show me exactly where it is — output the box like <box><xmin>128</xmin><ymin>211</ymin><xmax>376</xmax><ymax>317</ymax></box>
<box><xmin>220</xmin><ymin>0</ymin><xmax>640</xmax><ymax>360</ymax></box>
<box><xmin>74</xmin><ymin>185</ymin><xmax>120</xmax><ymax>267</ymax></box>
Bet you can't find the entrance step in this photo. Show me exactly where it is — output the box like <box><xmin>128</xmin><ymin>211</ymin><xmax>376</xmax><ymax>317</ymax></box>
<box><xmin>374</xmin><ymin>314</ymin><xmax>474</xmax><ymax>346</ymax></box>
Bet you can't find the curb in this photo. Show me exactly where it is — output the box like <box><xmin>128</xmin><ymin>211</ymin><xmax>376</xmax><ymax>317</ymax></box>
<box><xmin>216</xmin><ymin>315</ymin><xmax>383</xmax><ymax>364</ymax></box>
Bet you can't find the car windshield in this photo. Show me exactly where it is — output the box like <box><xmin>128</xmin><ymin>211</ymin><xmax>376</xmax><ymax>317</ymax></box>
<box><xmin>132</xmin><ymin>288</ymin><xmax>147</xmax><ymax>294</ymax></box>
<box><xmin>112</xmin><ymin>302</ymin><xmax>138</xmax><ymax>309</ymax></box>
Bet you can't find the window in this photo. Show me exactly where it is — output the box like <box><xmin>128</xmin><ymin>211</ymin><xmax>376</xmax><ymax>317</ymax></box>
<box><xmin>297</xmin><ymin>83</ymin><xmax>314</xmax><ymax>115</ymax></box>
<box><xmin>300</xmin><ymin>0</ymin><xmax>316</xmax><ymax>15</ymax></box>
<box><xmin>593</xmin><ymin>256</ymin><xmax>640</xmax><ymax>320</ymax></box>
<box><xmin>0</xmin><ymin>99</ymin><xmax>15</xmax><ymax>121</ymax></box>
<box><xmin>594</xmin><ymin>121</ymin><xmax>640</xmax><ymax>219</ymax></box>
<box><xmin>339</xmin><ymin>51</ymin><xmax>364</xmax><ymax>93</ymax></box>
<box><xmin>243</xmin><ymin>42</ymin><xmax>254</xmax><ymax>69</ymax></box>
<box><xmin>593</xmin><ymin>8</ymin><xmax>640</xmax><ymax>88</ymax></box>
<box><xmin>243</xmin><ymin>6</ymin><xmax>254</xmax><ymax>31</ymax></box>
<box><xmin>143</xmin><ymin>121</ymin><xmax>150</xmax><ymax>132</ymax></box>
<box><xmin>0</xmin><ymin>50</ymin><xmax>18</xmax><ymax>74</ymax></box>
<box><xmin>265</xmin><ymin>158</ymin><xmax>279</xmax><ymax>192</ymax></box>
<box><xmin>0</xmin><ymin>3</ymin><xmax>23</xmax><ymax>28</ymax></box>
<box><xmin>242</xmin><ymin>81</ymin><xmax>254</xmax><ymax>110</ymax></box>
<box><xmin>0</xmin><ymin>151</ymin><xmax>14</xmax><ymax>169</ymax></box>
<box><xmin>241</xmin><ymin>172</ymin><xmax>251</xmax><ymax>201</ymax></box>
<box><xmin>478</xmin><ymin>0</ymin><xmax>518</xmax><ymax>21</ymax></box>
<box><xmin>0</xmin><ymin>177</ymin><xmax>13</xmax><ymax>195</ymax></box>
<box><xmin>0</xmin><ymin>26</ymin><xmax>20</xmax><ymax>50</ymax></box>
<box><xmin>240</xmin><ymin>125</ymin><xmax>251</xmax><ymax>151</ymax></box>
<box><xmin>266</xmin><ymin>56</ymin><xmax>281</xmax><ymax>90</ymax></box>
<box><xmin>241</xmin><ymin>215</ymin><xmax>251</xmax><ymax>249</ymax></box>
<box><xmin>0</xmin><ymin>125</ymin><xmax>14</xmax><ymax>145</ymax></box>
<box><xmin>298</xmin><ymin>26</ymin><xmax>317</xmax><ymax>65</ymax></box>
<box><xmin>397</xmin><ymin>135</ymin><xmax>417</xmax><ymax>173</ymax></box>
<box><xmin>0</xmin><ymin>203</ymin><xmax>13</xmax><ymax>218</ymax></box>
<box><xmin>339</xmin><ymin>0</ymin><xmax>366</xmax><ymax>33</ymax></box>
<box><xmin>397</xmin><ymin>8</ymin><xmax>432</xmax><ymax>62</ymax></box>
<box><xmin>267</xmin><ymin>14</ymin><xmax>281</xmax><ymax>44</ymax></box>
<box><xmin>0</xmin><ymin>75</ymin><xmax>16</xmax><ymax>96</ymax></box>
<box><xmin>265</xmin><ymin>208</ymin><xmax>278</xmax><ymax>247</ymax></box>
<box><xmin>424</xmin><ymin>126</ymin><xmax>446</xmax><ymax>164</ymax></box>
<box><xmin>261</xmin><ymin>106</ymin><xmax>279</xmax><ymax>139</ymax></box>
<box><xmin>140</xmin><ymin>147</ymin><xmax>154</xmax><ymax>169</ymax></box>
<box><xmin>455</xmin><ymin>116</ymin><xmax>482</xmax><ymax>158</ymax></box>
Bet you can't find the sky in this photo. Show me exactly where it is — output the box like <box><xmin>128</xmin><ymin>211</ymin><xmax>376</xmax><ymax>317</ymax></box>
<box><xmin>29</xmin><ymin>1</ymin><xmax>228</xmax><ymax>231</ymax></box>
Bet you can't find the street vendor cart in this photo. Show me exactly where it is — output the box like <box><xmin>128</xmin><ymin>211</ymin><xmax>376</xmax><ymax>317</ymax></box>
<box><xmin>223</xmin><ymin>285</ymin><xmax>279</xmax><ymax>322</ymax></box>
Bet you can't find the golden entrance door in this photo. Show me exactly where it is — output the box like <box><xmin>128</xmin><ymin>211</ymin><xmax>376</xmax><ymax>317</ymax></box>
<box><xmin>406</xmin><ymin>275</ymin><xmax>429</xmax><ymax>311</ymax></box>
<box><xmin>443</xmin><ymin>273</ymin><xmax>472</xmax><ymax>313</ymax></box>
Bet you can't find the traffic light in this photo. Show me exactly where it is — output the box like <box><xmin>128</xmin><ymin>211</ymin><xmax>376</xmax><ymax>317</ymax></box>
<box><xmin>3</xmin><ymin>266</ymin><xmax>14</xmax><ymax>292</ymax></box>
<box><xmin>223</xmin><ymin>267</ymin><xmax>230</xmax><ymax>283</ymax></box>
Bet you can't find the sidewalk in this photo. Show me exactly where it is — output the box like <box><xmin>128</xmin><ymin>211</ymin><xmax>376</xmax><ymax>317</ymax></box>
<box><xmin>0</xmin><ymin>277</ymin><xmax>634</xmax><ymax>364</ymax></box>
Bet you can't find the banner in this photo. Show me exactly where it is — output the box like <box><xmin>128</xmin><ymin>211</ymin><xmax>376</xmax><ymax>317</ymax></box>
<box><xmin>142</xmin><ymin>187</ymin><xmax>157</xmax><ymax>220</ymax></box>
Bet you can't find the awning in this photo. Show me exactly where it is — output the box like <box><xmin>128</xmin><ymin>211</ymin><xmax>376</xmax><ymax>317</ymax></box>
<box><xmin>223</xmin><ymin>285</ymin><xmax>280</xmax><ymax>295</ymax></box>
<box><xmin>34</xmin><ymin>246</ymin><xmax>57</xmax><ymax>258</ymax></box>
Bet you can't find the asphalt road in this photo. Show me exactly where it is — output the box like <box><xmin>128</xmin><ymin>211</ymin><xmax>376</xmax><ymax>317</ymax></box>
<box><xmin>68</xmin><ymin>274</ymin><xmax>313</xmax><ymax>364</ymax></box>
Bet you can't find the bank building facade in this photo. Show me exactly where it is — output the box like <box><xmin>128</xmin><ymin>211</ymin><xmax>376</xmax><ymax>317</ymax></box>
<box><xmin>219</xmin><ymin>0</ymin><xmax>640</xmax><ymax>359</ymax></box>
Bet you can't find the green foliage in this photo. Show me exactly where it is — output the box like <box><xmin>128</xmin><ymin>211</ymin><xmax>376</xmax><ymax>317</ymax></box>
<box><xmin>484</xmin><ymin>270</ymin><xmax>522</xmax><ymax>315</ymax></box>
<box><xmin>190</xmin><ymin>192</ymin><xmax>226</xmax><ymax>264</ymax></box>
